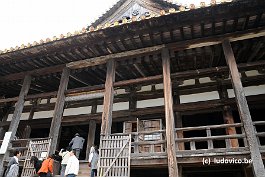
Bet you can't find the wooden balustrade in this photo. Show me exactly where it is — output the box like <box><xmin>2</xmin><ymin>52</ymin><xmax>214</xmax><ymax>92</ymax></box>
<box><xmin>253</xmin><ymin>121</ymin><xmax>265</xmax><ymax>148</ymax></box>
<box><xmin>113</xmin><ymin>130</ymin><xmax>167</xmax><ymax>154</ymax></box>
<box><xmin>112</xmin><ymin>121</ymin><xmax>265</xmax><ymax>157</ymax></box>
<box><xmin>175</xmin><ymin>123</ymin><xmax>245</xmax><ymax>151</ymax></box>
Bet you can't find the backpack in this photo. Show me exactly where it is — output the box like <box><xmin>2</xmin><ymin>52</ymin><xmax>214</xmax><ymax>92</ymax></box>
<box><xmin>6</xmin><ymin>164</ymin><xmax>19</xmax><ymax>177</ymax></box>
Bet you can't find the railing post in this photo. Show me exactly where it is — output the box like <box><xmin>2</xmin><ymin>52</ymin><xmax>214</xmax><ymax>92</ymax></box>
<box><xmin>253</xmin><ymin>126</ymin><xmax>261</xmax><ymax>146</ymax></box>
<box><xmin>134</xmin><ymin>133</ymin><xmax>139</xmax><ymax>153</ymax></box>
<box><xmin>206</xmin><ymin>128</ymin><xmax>213</xmax><ymax>149</ymax></box>
<box><xmin>190</xmin><ymin>141</ymin><xmax>196</xmax><ymax>150</ymax></box>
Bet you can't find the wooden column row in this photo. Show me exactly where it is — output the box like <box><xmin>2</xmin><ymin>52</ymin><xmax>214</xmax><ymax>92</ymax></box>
<box><xmin>0</xmin><ymin>75</ymin><xmax>32</xmax><ymax>176</ymax></box>
<box><xmin>49</xmin><ymin>68</ymin><xmax>70</xmax><ymax>155</ymax></box>
<box><xmin>222</xmin><ymin>39</ymin><xmax>265</xmax><ymax>177</ymax></box>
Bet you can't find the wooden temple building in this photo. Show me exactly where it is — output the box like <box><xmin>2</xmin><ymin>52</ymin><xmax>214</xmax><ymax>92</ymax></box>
<box><xmin>0</xmin><ymin>0</ymin><xmax>265</xmax><ymax>176</ymax></box>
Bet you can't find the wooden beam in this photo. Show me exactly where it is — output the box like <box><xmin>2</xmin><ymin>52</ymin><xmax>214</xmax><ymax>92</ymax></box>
<box><xmin>86</xmin><ymin>120</ymin><xmax>96</xmax><ymax>160</ymax></box>
<box><xmin>162</xmin><ymin>48</ymin><xmax>179</xmax><ymax>177</ymax></box>
<box><xmin>0</xmin><ymin>27</ymin><xmax>264</xmax><ymax>84</ymax></box>
<box><xmin>1</xmin><ymin>59</ymin><xmax>265</xmax><ymax>104</ymax></box>
<box><xmin>0</xmin><ymin>64</ymin><xmax>65</xmax><ymax>82</ymax></box>
<box><xmin>0</xmin><ymin>75</ymin><xmax>31</xmax><ymax>176</ymax></box>
<box><xmin>168</xmin><ymin>27</ymin><xmax>265</xmax><ymax>51</ymax></box>
<box><xmin>67</xmin><ymin>45</ymin><xmax>165</xmax><ymax>70</ymax></box>
<box><xmin>49</xmin><ymin>68</ymin><xmax>70</xmax><ymax>155</ymax></box>
<box><xmin>0</xmin><ymin>93</ymin><xmax>265</xmax><ymax>129</ymax></box>
<box><xmin>222</xmin><ymin>39</ymin><xmax>265</xmax><ymax>177</ymax></box>
<box><xmin>3</xmin><ymin>73</ymin><xmax>265</xmax><ymax>117</ymax></box>
<box><xmin>101</xmin><ymin>60</ymin><xmax>116</xmax><ymax>136</ymax></box>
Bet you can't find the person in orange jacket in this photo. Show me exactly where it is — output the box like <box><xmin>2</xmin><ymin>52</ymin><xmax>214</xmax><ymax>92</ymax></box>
<box><xmin>38</xmin><ymin>155</ymin><xmax>54</xmax><ymax>177</ymax></box>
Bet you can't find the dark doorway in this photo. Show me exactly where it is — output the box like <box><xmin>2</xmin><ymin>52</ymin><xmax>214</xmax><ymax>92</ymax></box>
<box><xmin>183</xmin><ymin>165</ymin><xmax>244</xmax><ymax>177</ymax></box>
<box><xmin>30</xmin><ymin>128</ymin><xmax>49</xmax><ymax>138</ymax></box>
<box><xmin>58</xmin><ymin>125</ymin><xmax>89</xmax><ymax>160</ymax></box>
<box><xmin>131</xmin><ymin>167</ymin><xmax>168</xmax><ymax>177</ymax></box>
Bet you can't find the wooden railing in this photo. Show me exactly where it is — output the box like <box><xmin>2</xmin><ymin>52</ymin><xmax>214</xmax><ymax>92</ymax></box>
<box><xmin>0</xmin><ymin>137</ymin><xmax>52</xmax><ymax>160</ymax></box>
<box><xmin>113</xmin><ymin>130</ymin><xmax>167</xmax><ymax>155</ymax></box>
<box><xmin>253</xmin><ymin>121</ymin><xmax>265</xmax><ymax>152</ymax></box>
<box><xmin>175</xmin><ymin>123</ymin><xmax>247</xmax><ymax>153</ymax></box>
<box><xmin>114</xmin><ymin>122</ymin><xmax>264</xmax><ymax>158</ymax></box>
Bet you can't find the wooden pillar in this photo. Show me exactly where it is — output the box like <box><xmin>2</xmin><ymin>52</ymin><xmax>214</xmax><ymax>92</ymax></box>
<box><xmin>0</xmin><ymin>103</ymin><xmax>12</xmax><ymax>140</ymax></box>
<box><xmin>218</xmin><ymin>80</ymin><xmax>239</xmax><ymax>147</ymax></box>
<box><xmin>91</xmin><ymin>100</ymin><xmax>98</xmax><ymax>114</ymax></box>
<box><xmin>129</xmin><ymin>87</ymin><xmax>137</xmax><ymax>112</ymax></box>
<box><xmin>0</xmin><ymin>127</ymin><xmax>5</xmax><ymax>140</ymax></box>
<box><xmin>222</xmin><ymin>39</ymin><xmax>265</xmax><ymax>177</ymax></box>
<box><xmin>173</xmin><ymin>86</ymin><xmax>184</xmax><ymax>151</ymax></box>
<box><xmin>49</xmin><ymin>68</ymin><xmax>70</xmax><ymax>155</ymax></box>
<box><xmin>8</xmin><ymin>75</ymin><xmax>31</xmax><ymax>138</ymax></box>
<box><xmin>162</xmin><ymin>48</ymin><xmax>179</xmax><ymax>177</ymax></box>
<box><xmin>22</xmin><ymin>125</ymin><xmax>31</xmax><ymax>139</ymax></box>
<box><xmin>0</xmin><ymin>75</ymin><xmax>31</xmax><ymax>176</ymax></box>
<box><xmin>101</xmin><ymin>59</ymin><xmax>116</xmax><ymax>136</ymax></box>
<box><xmin>86</xmin><ymin>120</ymin><xmax>96</xmax><ymax>160</ymax></box>
<box><xmin>28</xmin><ymin>99</ymin><xmax>38</xmax><ymax>120</ymax></box>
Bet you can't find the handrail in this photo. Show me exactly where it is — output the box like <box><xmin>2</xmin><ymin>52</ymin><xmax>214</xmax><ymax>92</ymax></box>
<box><xmin>113</xmin><ymin>130</ymin><xmax>165</xmax><ymax>136</ymax></box>
<box><xmin>253</xmin><ymin>121</ymin><xmax>265</xmax><ymax>125</ymax></box>
<box><xmin>11</xmin><ymin>137</ymin><xmax>52</xmax><ymax>142</ymax></box>
<box><xmin>175</xmin><ymin>134</ymin><xmax>245</xmax><ymax>142</ymax></box>
<box><xmin>175</xmin><ymin>123</ymin><xmax>242</xmax><ymax>132</ymax></box>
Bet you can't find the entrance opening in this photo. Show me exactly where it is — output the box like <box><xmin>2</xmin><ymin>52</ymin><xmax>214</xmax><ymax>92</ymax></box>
<box><xmin>131</xmin><ymin>167</ymin><xmax>168</xmax><ymax>177</ymax></box>
<box><xmin>58</xmin><ymin>125</ymin><xmax>89</xmax><ymax>160</ymax></box>
<box><xmin>182</xmin><ymin>112</ymin><xmax>225</xmax><ymax>149</ymax></box>
<box><xmin>30</xmin><ymin>128</ymin><xmax>49</xmax><ymax>138</ymax></box>
<box><xmin>250</xmin><ymin>108</ymin><xmax>265</xmax><ymax>146</ymax></box>
<box><xmin>182</xmin><ymin>165</ymin><xmax>244</xmax><ymax>177</ymax></box>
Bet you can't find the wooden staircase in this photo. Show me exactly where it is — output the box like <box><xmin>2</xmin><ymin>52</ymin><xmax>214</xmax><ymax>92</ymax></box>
<box><xmin>78</xmin><ymin>161</ymin><xmax>90</xmax><ymax>177</ymax></box>
<box><xmin>54</xmin><ymin>161</ymin><xmax>91</xmax><ymax>177</ymax></box>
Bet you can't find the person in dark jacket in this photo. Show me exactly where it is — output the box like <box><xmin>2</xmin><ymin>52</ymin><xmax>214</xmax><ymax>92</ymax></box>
<box><xmin>30</xmin><ymin>156</ymin><xmax>43</xmax><ymax>174</ymax></box>
<box><xmin>69</xmin><ymin>133</ymin><xmax>85</xmax><ymax>159</ymax></box>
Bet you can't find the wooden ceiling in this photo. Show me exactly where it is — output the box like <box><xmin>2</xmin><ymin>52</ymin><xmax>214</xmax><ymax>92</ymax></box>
<box><xmin>0</xmin><ymin>0</ymin><xmax>265</xmax><ymax>98</ymax></box>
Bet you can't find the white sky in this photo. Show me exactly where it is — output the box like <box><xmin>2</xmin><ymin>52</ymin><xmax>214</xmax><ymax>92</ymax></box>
<box><xmin>0</xmin><ymin>0</ymin><xmax>211</xmax><ymax>50</ymax></box>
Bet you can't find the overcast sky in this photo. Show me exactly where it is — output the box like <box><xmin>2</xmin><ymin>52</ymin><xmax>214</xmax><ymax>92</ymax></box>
<box><xmin>0</xmin><ymin>0</ymin><xmax>211</xmax><ymax>50</ymax></box>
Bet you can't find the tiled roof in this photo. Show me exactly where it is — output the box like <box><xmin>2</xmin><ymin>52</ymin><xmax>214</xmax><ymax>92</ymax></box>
<box><xmin>0</xmin><ymin>0</ymin><xmax>233</xmax><ymax>55</ymax></box>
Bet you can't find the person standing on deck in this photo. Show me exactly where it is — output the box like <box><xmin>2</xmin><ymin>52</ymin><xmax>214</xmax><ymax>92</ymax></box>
<box><xmin>59</xmin><ymin>147</ymin><xmax>71</xmax><ymax>177</ymax></box>
<box><xmin>30</xmin><ymin>156</ymin><xmax>43</xmax><ymax>176</ymax></box>
<box><xmin>5</xmin><ymin>150</ymin><xmax>21</xmax><ymax>177</ymax></box>
<box><xmin>69</xmin><ymin>133</ymin><xmax>85</xmax><ymax>159</ymax></box>
<box><xmin>65</xmin><ymin>150</ymin><xmax>79</xmax><ymax>177</ymax></box>
<box><xmin>37</xmin><ymin>155</ymin><xmax>54</xmax><ymax>177</ymax></box>
<box><xmin>88</xmin><ymin>145</ymin><xmax>99</xmax><ymax>177</ymax></box>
